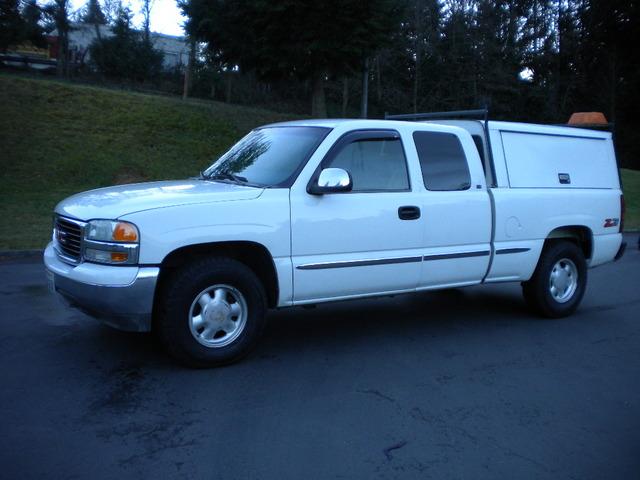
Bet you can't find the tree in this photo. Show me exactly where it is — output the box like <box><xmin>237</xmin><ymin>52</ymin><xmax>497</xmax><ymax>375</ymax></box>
<box><xmin>82</xmin><ymin>0</ymin><xmax>106</xmax><ymax>24</ymax></box>
<box><xmin>81</xmin><ymin>0</ymin><xmax>106</xmax><ymax>46</ymax></box>
<box><xmin>89</xmin><ymin>6</ymin><xmax>164</xmax><ymax>82</ymax></box>
<box><xmin>43</xmin><ymin>0</ymin><xmax>72</xmax><ymax>77</ymax></box>
<box><xmin>181</xmin><ymin>0</ymin><xmax>400</xmax><ymax>117</ymax></box>
<box><xmin>141</xmin><ymin>0</ymin><xmax>151</xmax><ymax>42</ymax></box>
<box><xmin>576</xmin><ymin>0</ymin><xmax>640</xmax><ymax>168</ymax></box>
<box><xmin>172</xmin><ymin>0</ymin><xmax>637</xmax><ymax>168</ymax></box>
<box><xmin>407</xmin><ymin>0</ymin><xmax>441</xmax><ymax>113</ymax></box>
<box><xmin>0</xmin><ymin>0</ymin><xmax>25</xmax><ymax>52</ymax></box>
<box><xmin>101</xmin><ymin>0</ymin><xmax>121</xmax><ymax>24</ymax></box>
<box><xmin>22</xmin><ymin>0</ymin><xmax>46</xmax><ymax>48</ymax></box>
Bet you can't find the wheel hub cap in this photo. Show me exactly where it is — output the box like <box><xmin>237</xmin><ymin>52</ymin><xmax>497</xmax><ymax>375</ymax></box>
<box><xmin>189</xmin><ymin>285</ymin><xmax>248</xmax><ymax>348</ymax></box>
<box><xmin>549</xmin><ymin>258</ymin><xmax>578</xmax><ymax>304</ymax></box>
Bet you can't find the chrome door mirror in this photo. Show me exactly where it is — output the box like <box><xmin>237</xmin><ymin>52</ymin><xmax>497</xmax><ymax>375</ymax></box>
<box><xmin>308</xmin><ymin>168</ymin><xmax>353</xmax><ymax>195</ymax></box>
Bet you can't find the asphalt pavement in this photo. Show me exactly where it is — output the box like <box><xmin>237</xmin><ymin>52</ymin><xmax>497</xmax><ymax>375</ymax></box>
<box><xmin>1</xmin><ymin>234</ymin><xmax>639</xmax><ymax>479</ymax></box>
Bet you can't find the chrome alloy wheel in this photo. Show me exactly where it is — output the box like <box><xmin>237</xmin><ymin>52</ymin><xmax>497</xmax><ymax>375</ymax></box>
<box><xmin>188</xmin><ymin>285</ymin><xmax>248</xmax><ymax>348</ymax></box>
<box><xmin>548</xmin><ymin>258</ymin><xmax>578</xmax><ymax>304</ymax></box>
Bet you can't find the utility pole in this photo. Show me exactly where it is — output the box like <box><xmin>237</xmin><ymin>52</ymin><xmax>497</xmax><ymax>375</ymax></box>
<box><xmin>183</xmin><ymin>39</ymin><xmax>195</xmax><ymax>100</ymax></box>
<box><xmin>360</xmin><ymin>57</ymin><xmax>369</xmax><ymax>118</ymax></box>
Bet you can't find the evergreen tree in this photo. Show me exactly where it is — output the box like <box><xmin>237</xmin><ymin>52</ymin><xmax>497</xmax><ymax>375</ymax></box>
<box><xmin>43</xmin><ymin>0</ymin><xmax>72</xmax><ymax>77</ymax></box>
<box><xmin>22</xmin><ymin>0</ymin><xmax>46</xmax><ymax>48</ymax></box>
<box><xmin>82</xmin><ymin>0</ymin><xmax>106</xmax><ymax>24</ymax></box>
<box><xmin>89</xmin><ymin>6</ymin><xmax>164</xmax><ymax>82</ymax></box>
<box><xmin>176</xmin><ymin>0</ymin><xmax>639</xmax><ymax>168</ymax></box>
<box><xmin>0</xmin><ymin>0</ymin><xmax>25</xmax><ymax>51</ymax></box>
<box><xmin>181</xmin><ymin>0</ymin><xmax>400</xmax><ymax>116</ymax></box>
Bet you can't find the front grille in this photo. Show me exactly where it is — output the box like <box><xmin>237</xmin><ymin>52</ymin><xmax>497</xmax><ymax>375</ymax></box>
<box><xmin>55</xmin><ymin>216</ymin><xmax>84</xmax><ymax>262</ymax></box>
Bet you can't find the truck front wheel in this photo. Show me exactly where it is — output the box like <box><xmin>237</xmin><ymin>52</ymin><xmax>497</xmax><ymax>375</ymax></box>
<box><xmin>522</xmin><ymin>241</ymin><xmax>587</xmax><ymax>318</ymax></box>
<box><xmin>156</xmin><ymin>257</ymin><xmax>268</xmax><ymax>367</ymax></box>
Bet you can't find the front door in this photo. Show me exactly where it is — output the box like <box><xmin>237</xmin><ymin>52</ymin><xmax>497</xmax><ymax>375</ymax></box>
<box><xmin>290</xmin><ymin>130</ymin><xmax>424</xmax><ymax>303</ymax></box>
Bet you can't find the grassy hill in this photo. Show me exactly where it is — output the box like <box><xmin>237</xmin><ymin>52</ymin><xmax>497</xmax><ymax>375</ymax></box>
<box><xmin>0</xmin><ymin>74</ymin><xmax>298</xmax><ymax>249</ymax></box>
<box><xmin>0</xmin><ymin>73</ymin><xmax>638</xmax><ymax>250</ymax></box>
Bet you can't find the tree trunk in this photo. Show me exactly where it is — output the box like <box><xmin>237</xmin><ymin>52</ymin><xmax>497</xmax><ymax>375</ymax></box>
<box><xmin>56</xmin><ymin>32</ymin><xmax>65</xmax><ymax>77</ymax></box>
<box><xmin>311</xmin><ymin>74</ymin><xmax>327</xmax><ymax>117</ymax></box>
<box><xmin>57</xmin><ymin>31</ymin><xmax>68</xmax><ymax>77</ymax></box>
<box><xmin>341</xmin><ymin>76</ymin><xmax>349</xmax><ymax>117</ymax></box>
<box><xmin>413</xmin><ymin>0</ymin><xmax>422</xmax><ymax>113</ymax></box>
<box><xmin>609</xmin><ymin>51</ymin><xmax>617</xmax><ymax>123</ymax></box>
<box><xmin>93</xmin><ymin>22</ymin><xmax>102</xmax><ymax>42</ymax></box>
<box><xmin>64</xmin><ymin>33</ymin><xmax>69</xmax><ymax>77</ymax></box>
<box><xmin>360</xmin><ymin>57</ymin><xmax>369</xmax><ymax>118</ymax></box>
<box><xmin>226</xmin><ymin>72</ymin><xmax>232</xmax><ymax>103</ymax></box>
<box><xmin>143</xmin><ymin>0</ymin><xmax>151</xmax><ymax>43</ymax></box>
<box><xmin>182</xmin><ymin>67</ymin><xmax>191</xmax><ymax>100</ymax></box>
<box><xmin>56</xmin><ymin>42</ymin><xmax>64</xmax><ymax>77</ymax></box>
<box><xmin>375</xmin><ymin>55</ymin><xmax>382</xmax><ymax>104</ymax></box>
<box><xmin>413</xmin><ymin>58</ymin><xmax>420</xmax><ymax>114</ymax></box>
<box><xmin>183</xmin><ymin>39</ymin><xmax>195</xmax><ymax>100</ymax></box>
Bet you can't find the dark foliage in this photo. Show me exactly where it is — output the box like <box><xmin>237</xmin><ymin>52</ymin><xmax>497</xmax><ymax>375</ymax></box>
<box><xmin>42</xmin><ymin>0</ymin><xmax>72</xmax><ymax>76</ymax></box>
<box><xmin>22</xmin><ymin>0</ymin><xmax>46</xmax><ymax>48</ymax></box>
<box><xmin>0</xmin><ymin>0</ymin><xmax>24</xmax><ymax>52</ymax></box>
<box><xmin>180</xmin><ymin>0</ymin><xmax>639</xmax><ymax>168</ymax></box>
<box><xmin>88</xmin><ymin>7</ymin><xmax>164</xmax><ymax>83</ymax></box>
<box><xmin>81</xmin><ymin>0</ymin><xmax>106</xmax><ymax>25</ymax></box>
<box><xmin>181</xmin><ymin>0</ymin><xmax>400</xmax><ymax>115</ymax></box>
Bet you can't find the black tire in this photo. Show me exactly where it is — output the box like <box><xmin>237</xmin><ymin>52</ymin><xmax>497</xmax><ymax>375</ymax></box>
<box><xmin>156</xmin><ymin>257</ymin><xmax>267</xmax><ymax>368</ymax></box>
<box><xmin>522</xmin><ymin>240</ymin><xmax>587</xmax><ymax>318</ymax></box>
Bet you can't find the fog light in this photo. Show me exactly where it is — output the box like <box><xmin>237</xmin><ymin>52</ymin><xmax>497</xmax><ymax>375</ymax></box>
<box><xmin>84</xmin><ymin>248</ymin><xmax>112</xmax><ymax>263</ymax></box>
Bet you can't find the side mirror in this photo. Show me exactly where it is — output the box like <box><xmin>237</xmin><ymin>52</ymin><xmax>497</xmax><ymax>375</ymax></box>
<box><xmin>308</xmin><ymin>168</ymin><xmax>353</xmax><ymax>195</ymax></box>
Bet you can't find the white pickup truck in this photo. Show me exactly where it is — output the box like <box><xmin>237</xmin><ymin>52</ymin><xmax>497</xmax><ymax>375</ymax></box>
<box><xmin>44</xmin><ymin>112</ymin><xmax>626</xmax><ymax>366</ymax></box>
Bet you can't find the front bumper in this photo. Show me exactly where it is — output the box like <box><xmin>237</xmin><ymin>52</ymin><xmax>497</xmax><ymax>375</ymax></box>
<box><xmin>44</xmin><ymin>243</ymin><xmax>159</xmax><ymax>332</ymax></box>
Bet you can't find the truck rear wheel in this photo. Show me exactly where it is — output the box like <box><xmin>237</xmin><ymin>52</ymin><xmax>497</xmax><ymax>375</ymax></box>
<box><xmin>522</xmin><ymin>240</ymin><xmax>587</xmax><ymax>318</ymax></box>
<box><xmin>156</xmin><ymin>257</ymin><xmax>267</xmax><ymax>367</ymax></box>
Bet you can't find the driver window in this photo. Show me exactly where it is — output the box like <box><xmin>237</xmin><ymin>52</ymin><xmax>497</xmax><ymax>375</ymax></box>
<box><xmin>326</xmin><ymin>137</ymin><xmax>410</xmax><ymax>192</ymax></box>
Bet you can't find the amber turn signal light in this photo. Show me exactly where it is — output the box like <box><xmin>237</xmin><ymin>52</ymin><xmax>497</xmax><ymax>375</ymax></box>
<box><xmin>110</xmin><ymin>252</ymin><xmax>129</xmax><ymax>262</ymax></box>
<box><xmin>113</xmin><ymin>222</ymin><xmax>138</xmax><ymax>242</ymax></box>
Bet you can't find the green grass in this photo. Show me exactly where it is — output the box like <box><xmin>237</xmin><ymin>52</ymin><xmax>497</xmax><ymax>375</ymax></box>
<box><xmin>0</xmin><ymin>74</ymin><xmax>298</xmax><ymax>249</ymax></box>
<box><xmin>622</xmin><ymin>168</ymin><xmax>640</xmax><ymax>230</ymax></box>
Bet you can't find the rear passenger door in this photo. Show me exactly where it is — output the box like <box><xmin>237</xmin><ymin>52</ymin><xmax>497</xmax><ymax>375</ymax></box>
<box><xmin>411</xmin><ymin>129</ymin><xmax>493</xmax><ymax>289</ymax></box>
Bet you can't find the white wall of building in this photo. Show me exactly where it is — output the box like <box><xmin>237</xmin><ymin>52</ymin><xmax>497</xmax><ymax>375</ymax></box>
<box><xmin>58</xmin><ymin>23</ymin><xmax>189</xmax><ymax>70</ymax></box>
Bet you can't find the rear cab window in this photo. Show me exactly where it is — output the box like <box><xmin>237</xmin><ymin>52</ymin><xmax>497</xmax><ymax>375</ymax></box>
<box><xmin>413</xmin><ymin>131</ymin><xmax>471</xmax><ymax>191</ymax></box>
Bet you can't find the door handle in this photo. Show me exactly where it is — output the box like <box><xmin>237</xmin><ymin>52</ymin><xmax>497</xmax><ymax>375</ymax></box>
<box><xmin>398</xmin><ymin>206</ymin><xmax>421</xmax><ymax>220</ymax></box>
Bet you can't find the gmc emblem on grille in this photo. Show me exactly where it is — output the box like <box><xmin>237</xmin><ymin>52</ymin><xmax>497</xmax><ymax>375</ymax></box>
<box><xmin>56</xmin><ymin>229</ymin><xmax>68</xmax><ymax>244</ymax></box>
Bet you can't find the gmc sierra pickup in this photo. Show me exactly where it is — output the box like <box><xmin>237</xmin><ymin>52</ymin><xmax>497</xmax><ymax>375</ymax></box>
<box><xmin>45</xmin><ymin>113</ymin><xmax>626</xmax><ymax>366</ymax></box>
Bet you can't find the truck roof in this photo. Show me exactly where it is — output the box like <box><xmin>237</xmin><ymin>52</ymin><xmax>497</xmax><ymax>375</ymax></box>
<box><xmin>263</xmin><ymin>119</ymin><xmax>612</xmax><ymax>139</ymax></box>
<box><xmin>264</xmin><ymin>119</ymin><xmax>406</xmax><ymax>129</ymax></box>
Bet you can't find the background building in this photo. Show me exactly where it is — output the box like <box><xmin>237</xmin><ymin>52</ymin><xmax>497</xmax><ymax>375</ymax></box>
<box><xmin>49</xmin><ymin>23</ymin><xmax>189</xmax><ymax>70</ymax></box>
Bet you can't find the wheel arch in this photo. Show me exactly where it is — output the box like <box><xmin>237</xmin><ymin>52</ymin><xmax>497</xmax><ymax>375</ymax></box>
<box><xmin>545</xmin><ymin>225</ymin><xmax>593</xmax><ymax>260</ymax></box>
<box><xmin>157</xmin><ymin>241</ymin><xmax>279</xmax><ymax>308</ymax></box>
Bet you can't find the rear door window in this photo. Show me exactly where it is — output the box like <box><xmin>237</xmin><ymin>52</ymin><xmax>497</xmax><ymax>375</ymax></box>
<box><xmin>413</xmin><ymin>131</ymin><xmax>471</xmax><ymax>191</ymax></box>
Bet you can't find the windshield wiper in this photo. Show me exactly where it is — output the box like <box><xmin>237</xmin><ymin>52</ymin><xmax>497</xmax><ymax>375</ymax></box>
<box><xmin>203</xmin><ymin>172</ymin><xmax>265</xmax><ymax>188</ymax></box>
<box><xmin>204</xmin><ymin>172</ymin><xmax>249</xmax><ymax>183</ymax></box>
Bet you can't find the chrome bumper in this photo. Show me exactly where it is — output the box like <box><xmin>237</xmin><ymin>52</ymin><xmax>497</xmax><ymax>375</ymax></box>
<box><xmin>44</xmin><ymin>243</ymin><xmax>158</xmax><ymax>332</ymax></box>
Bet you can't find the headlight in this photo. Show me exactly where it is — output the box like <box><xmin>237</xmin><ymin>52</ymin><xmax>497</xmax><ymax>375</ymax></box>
<box><xmin>86</xmin><ymin>220</ymin><xmax>139</xmax><ymax>242</ymax></box>
<box><xmin>83</xmin><ymin>220</ymin><xmax>140</xmax><ymax>265</ymax></box>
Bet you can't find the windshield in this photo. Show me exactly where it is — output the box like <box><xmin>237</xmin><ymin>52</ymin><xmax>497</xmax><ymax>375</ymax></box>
<box><xmin>203</xmin><ymin>126</ymin><xmax>330</xmax><ymax>187</ymax></box>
